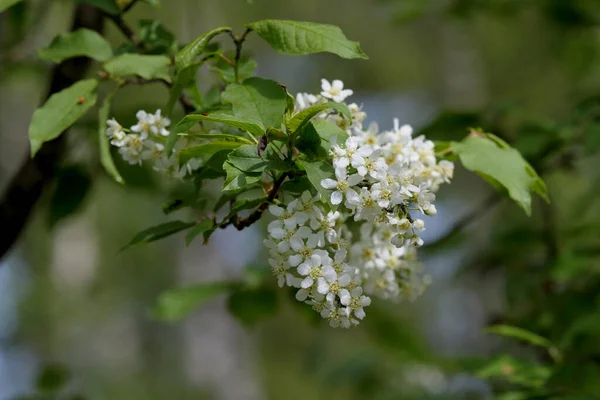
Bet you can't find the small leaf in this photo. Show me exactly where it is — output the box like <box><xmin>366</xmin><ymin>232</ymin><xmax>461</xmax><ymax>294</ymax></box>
<box><xmin>175</xmin><ymin>26</ymin><xmax>231</xmax><ymax>73</ymax></box>
<box><xmin>227</xmin><ymin>144</ymin><xmax>291</xmax><ymax>173</ymax></box>
<box><xmin>213</xmin><ymin>187</ymin><xmax>260</xmax><ymax>212</ymax></box>
<box><xmin>311</xmin><ymin>119</ymin><xmax>349</xmax><ymax>145</ymax></box>
<box><xmin>223</xmin><ymin>163</ymin><xmax>262</xmax><ymax>191</ymax></box>
<box><xmin>29</xmin><ymin>79</ymin><xmax>98</xmax><ymax>157</ymax></box>
<box><xmin>297</xmin><ymin>159</ymin><xmax>335</xmax><ymax>204</ymax></box>
<box><xmin>182</xmin><ymin>132</ymin><xmax>252</xmax><ymax>144</ymax></box>
<box><xmin>474</xmin><ymin>354</ymin><xmax>551</xmax><ymax>389</ymax></box>
<box><xmin>38</xmin><ymin>28</ymin><xmax>113</xmax><ymax>63</ymax></box>
<box><xmin>138</xmin><ymin>19</ymin><xmax>176</xmax><ymax>55</ymax></box>
<box><xmin>247</xmin><ymin>20</ymin><xmax>368</xmax><ymax>59</ymax></box>
<box><xmin>104</xmin><ymin>54</ymin><xmax>171</xmax><ymax>82</ymax></box>
<box><xmin>161</xmin><ymin>199</ymin><xmax>185</xmax><ymax>215</ymax></box>
<box><xmin>185</xmin><ymin>220</ymin><xmax>215</xmax><ymax>245</ymax></box>
<box><xmin>221</xmin><ymin>77</ymin><xmax>287</xmax><ymax>132</ymax></box>
<box><xmin>36</xmin><ymin>363</ymin><xmax>70</xmax><ymax>393</ymax></box>
<box><xmin>487</xmin><ymin>325</ymin><xmax>553</xmax><ymax>348</ymax></box>
<box><xmin>227</xmin><ymin>287</ymin><xmax>278</xmax><ymax>326</ymax></box>
<box><xmin>48</xmin><ymin>166</ymin><xmax>92</xmax><ymax>228</ymax></box>
<box><xmin>295</xmin><ymin>122</ymin><xmax>327</xmax><ymax>158</ymax></box>
<box><xmin>210</xmin><ymin>56</ymin><xmax>257</xmax><ymax>83</ymax></box>
<box><xmin>98</xmin><ymin>88</ymin><xmax>124</xmax><ymax>183</ymax></box>
<box><xmin>165</xmin><ymin>60</ymin><xmax>204</xmax><ymax>115</ymax></box>
<box><xmin>0</xmin><ymin>0</ymin><xmax>23</xmax><ymax>12</ymax></box>
<box><xmin>287</xmin><ymin>101</ymin><xmax>351</xmax><ymax>133</ymax></box>
<box><xmin>178</xmin><ymin>141</ymin><xmax>244</xmax><ymax>166</ymax></box>
<box><xmin>121</xmin><ymin>220</ymin><xmax>194</xmax><ymax>251</ymax></box>
<box><xmin>75</xmin><ymin>0</ymin><xmax>119</xmax><ymax>14</ymax></box>
<box><xmin>154</xmin><ymin>282</ymin><xmax>234</xmax><ymax>322</ymax></box>
<box><xmin>451</xmin><ymin>134</ymin><xmax>549</xmax><ymax>216</ymax></box>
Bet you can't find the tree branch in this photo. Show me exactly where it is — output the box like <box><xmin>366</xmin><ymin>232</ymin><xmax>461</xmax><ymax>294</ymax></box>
<box><xmin>0</xmin><ymin>5</ymin><xmax>104</xmax><ymax>262</ymax></box>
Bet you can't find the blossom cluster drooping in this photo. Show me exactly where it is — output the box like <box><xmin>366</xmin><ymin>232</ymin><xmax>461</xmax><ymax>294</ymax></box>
<box><xmin>106</xmin><ymin>110</ymin><xmax>200</xmax><ymax>179</ymax></box>
<box><xmin>265</xmin><ymin>79</ymin><xmax>454</xmax><ymax>327</ymax></box>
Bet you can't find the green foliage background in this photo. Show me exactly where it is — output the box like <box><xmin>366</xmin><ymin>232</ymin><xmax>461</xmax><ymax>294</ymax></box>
<box><xmin>1</xmin><ymin>0</ymin><xmax>600</xmax><ymax>399</ymax></box>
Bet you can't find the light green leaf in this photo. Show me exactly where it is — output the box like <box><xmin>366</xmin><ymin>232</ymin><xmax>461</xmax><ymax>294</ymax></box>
<box><xmin>221</xmin><ymin>77</ymin><xmax>287</xmax><ymax>131</ymax></box>
<box><xmin>297</xmin><ymin>160</ymin><xmax>335</xmax><ymax>204</ymax></box>
<box><xmin>104</xmin><ymin>54</ymin><xmax>171</xmax><ymax>82</ymax></box>
<box><xmin>76</xmin><ymin>0</ymin><xmax>120</xmax><ymax>14</ymax></box>
<box><xmin>451</xmin><ymin>135</ymin><xmax>549</xmax><ymax>216</ymax></box>
<box><xmin>312</xmin><ymin>119</ymin><xmax>349</xmax><ymax>145</ymax></box>
<box><xmin>38</xmin><ymin>29</ymin><xmax>113</xmax><ymax>64</ymax></box>
<box><xmin>121</xmin><ymin>220</ymin><xmax>194</xmax><ymax>251</ymax></box>
<box><xmin>287</xmin><ymin>101</ymin><xmax>351</xmax><ymax>133</ymax></box>
<box><xmin>178</xmin><ymin>141</ymin><xmax>244</xmax><ymax>166</ymax></box>
<box><xmin>0</xmin><ymin>0</ymin><xmax>23</xmax><ymax>12</ymax></box>
<box><xmin>487</xmin><ymin>325</ymin><xmax>552</xmax><ymax>348</ymax></box>
<box><xmin>247</xmin><ymin>19</ymin><xmax>368</xmax><ymax>59</ymax></box>
<box><xmin>185</xmin><ymin>220</ymin><xmax>215</xmax><ymax>246</ymax></box>
<box><xmin>175</xmin><ymin>26</ymin><xmax>231</xmax><ymax>73</ymax></box>
<box><xmin>174</xmin><ymin>112</ymin><xmax>265</xmax><ymax>138</ymax></box>
<box><xmin>154</xmin><ymin>282</ymin><xmax>235</xmax><ymax>322</ymax></box>
<box><xmin>209</xmin><ymin>57</ymin><xmax>257</xmax><ymax>83</ymax></box>
<box><xmin>98</xmin><ymin>89</ymin><xmax>124</xmax><ymax>184</ymax></box>
<box><xmin>182</xmin><ymin>132</ymin><xmax>252</xmax><ymax>144</ymax></box>
<box><xmin>29</xmin><ymin>79</ymin><xmax>98</xmax><ymax>157</ymax></box>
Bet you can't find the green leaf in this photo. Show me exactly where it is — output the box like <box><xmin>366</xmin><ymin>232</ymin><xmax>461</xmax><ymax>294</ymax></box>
<box><xmin>38</xmin><ymin>28</ymin><xmax>113</xmax><ymax>63</ymax></box>
<box><xmin>210</xmin><ymin>56</ymin><xmax>257</xmax><ymax>83</ymax></box>
<box><xmin>165</xmin><ymin>60</ymin><xmax>203</xmax><ymax>115</ymax></box>
<box><xmin>185</xmin><ymin>220</ymin><xmax>215</xmax><ymax>245</ymax></box>
<box><xmin>223</xmin><ymin>163</ymin><xmax>262</xmax><ymax>191</ymax></box>
<box><xmin>178</xmin><ymin>141</ymin><xmax>244</xmax><ymax>166</ymax></box>
<box><xmin>48</xmin><ymin>166</ymin><xmax>92</xmax><ymax>228</ymax></box>
<box><xmin>247</xmin><ymin>20</ymin><xmax>368</xmax><ymax>59</ymax></box>
<box><xmin>174</xmin><ymin>112</ymin><xmax>264</xmax><ymax>138</ymax></box>
<box><xmin>474</xmin><ymin>354</ymin><xmax>551</xmax><ymax>389</ymax></box>
<box><xmin>487</xmin><ymin>325</ymin><xmax>553</xmax><ymax>348</ymax></box>
<box><xmin>227</xmin><ymin>287</ymin><xmax>278</xmax><ymax>326</ymax></box>
<box><xmin>295</xmin><ymin>122</ymin><xmax>327</xmax><ymax>158</ymax></box>
<box><xmin>213</xmin><ymin>187</ymin><xmax>260</xmax><ymax>212</ymax></box>
<box><xmin>36</xmin><ymin>363</ymin><xmax>70</xmax><ymax>393</ymax></box>
<box><xmin>297</xmin><ymin>159</ymin><xmax>335</xmax><ymax>204</ymax></box>
<box><xmin>0</xmin><ymin>0</ymin><xmax>23</xmax><ymax>12</ymax></box>
<box><xmin>312</xmin><ymin>119</ymin><xmax>349</xmax><ymax>145</ymax></box>
<box><xmin>451</xmin><ymin>134</ymin><xmax>549</xmax><ymax>216</ymax></box>
<box><xmin>221</xmin><ymin>77</ymin><xmax>287</xmax><ymax>131</ymax></box>
<box><xmin>287</xmin><ymin>101</ymin><xmax>351</xmax><ymax>133</ymax></box>
<box><xmin>121</xmin><ymin>220</ymin><xmax>194</xmax><ymax>251</ymax></box>
<box><xmin>175</xmin><ymin>26</ymin><xmax>231</xmax><ymax>73</ymax></box>
<box><xmin>138</xmin><ymin>19</ymin><xmax>176</xmax><ymax>55</ymax></box>
<box><xmin>154</xmin><ymin>282</ymin><xmax>234</xmax><ymax>322</ymax></box>
<box><xmin>182</xmin><ymin>132</ymin><xmax>252</xmax><ymax>144</ymax></box>
<box><xmin>29</xmin><ymin>79</ymin><xmax>98</xmax><ymax>157</ymax></box>
<box><xmin>98</xmin><ymin>89</ymin><xmax>124</xmax><ymax>184</ymax></box>
<box><xmin>75</xmin><ymin>0</ymin><xmax>119</xmax><ymax>14</ymax></box>
<box><xmin>104</xmin><ymin>54</ymin><xmax>171</xmax><ymax>82</ymax></box>
<box><xmin>227</xmin><ymin>144</ymin><xmax>291</xmax><ymax>173</ymax></box>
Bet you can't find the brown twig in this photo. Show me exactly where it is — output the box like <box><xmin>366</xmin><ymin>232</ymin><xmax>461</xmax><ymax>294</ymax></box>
<box><xmin>105</xmin><ymin>12</ymin><xmax>142</xmax><ymax>48</ymax></box>
<box><xmin>221</xmin><ymin>172</ymin><xmax>289</xmax><ymax>231</ymax></box>
<box><xmin>229</xmin><ymin>28</ymin><xmax>252</xmax><ymax>82</ymax></box>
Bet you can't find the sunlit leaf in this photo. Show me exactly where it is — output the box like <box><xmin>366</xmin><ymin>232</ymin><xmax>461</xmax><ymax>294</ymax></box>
<box><xmin>104</xmin><ymin>54</ymin><xmax>171</xmax><ymax>82</ymax></box>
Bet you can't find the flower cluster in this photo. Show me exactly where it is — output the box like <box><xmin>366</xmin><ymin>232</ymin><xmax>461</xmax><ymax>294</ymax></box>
<box><xmin>106</xmin><ymin>110</ymin><xmax>200</xmax><ymax>179</ymax></box>
<box><xmin>267</xmin><ymin>79</ymin><xmax>454</xmax><ymax>327</ymax></box>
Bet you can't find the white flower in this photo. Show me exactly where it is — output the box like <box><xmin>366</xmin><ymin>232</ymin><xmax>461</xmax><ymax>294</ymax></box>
<box><xmin>339</xmin><ymin>287</ymin><xmax>371</xmax><ymax>320</ymax></box>
<box><xmin>332</xmin><ymin>137</ymin><xmax>372</xmax><ymax>169</ymax></box>
<box><xmin>288</xmin><ymin>235</ymin><xmax>320</xmax><ymax>266</ymax></box>
<box><xmin>142</xmin><ymin>141</ymin><xmax>165</xmax><ymax>161</ymax></box>
<box><xmin>320</xmin><ymin>167</ymin><xmax>362</xmax><ymax>205</ymax></box>
<box><xmin>297</xmin><ymin>253</ymin><xmax>331</xmax><ymax>289</ymax></box>
<box><xmin>310</xmin><ymin>209</ymin><xmax>340</xmax><ymax>245</ymax></box>
<box><xmin>268</xmin><ymin>204</ymin><xmax>309</xmax><ymax>230</ymax></box>
<box><xmin>320</xmin><ymin>79</ymin><xmax>353</xmax><ymax>103</ymax></box>
<box><xmin>131</xmin><ymin>110</ymin><xmax>152</xmax><ymax>138</ymax></box>
<box><xmin>352</xmin><ymin>148</ymin><xmax>387</xmax><ymax>179</ymax></box>
<box><xmin>295</xmin><ymin>93</ymin><xmax>318</xmax><ymax>111</ymax></box>
<box><xmin>150</xmin><ymin>109</ymin><xmax>171</xmax><ymax>136</ymax></box>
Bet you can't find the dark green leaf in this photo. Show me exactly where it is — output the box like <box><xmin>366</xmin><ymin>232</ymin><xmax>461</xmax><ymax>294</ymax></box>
<box><xmin>36</xmin><ymin>363</ymin><xmax>70</xmax><ymax>393</ymax></box>
<box><xmin>174</xmin><ymin>112</ymin><xmax>265</xmax><ymax>138</ymax></box>
<box><xmin>451</xmin><ymin>134</ymin><xmax>549</xmax><ymax>216</ymax></box>
<box><xmin>227</xmin><ymin>143</ymin><xmax>291</xmax><ymax>173</ymax></box>
<box><xmin>221</xmin><ymin>77</ymin><xmax>287</xmax><ymax>131</ymax></box>
<box><xmin>175</xmin><ymin>26</ymin><xmax>231</xmax><ymax>73</ymax></box>
<box><xmin>138</xmin><ymin>19</ymin><xmax>176</xmax><ymax>55</ymax></box>
<box><xmin>287</xmin><ymin>101</ymin><xmax>351</xmax><ymax>133</ymax></box>
<box><xmin>121</xmin><ymin>220</ymin><xmax>194</xmax><ymax>251</ymax></box>
<box><xmin>104</xmin><ymin>54</ymin><xmax>171</xmax><ymax>82</ymax></box>
<box><xmin>165</xmin><ymin>60</ymin><xmax>204</xmax><ymax>115</ymax></box>
<box><xmin>38</xmin><ymin>28</ymin><xmax>113</xmax><ymax>63</ymax></box>
<box><xmin>29</xmin><ymin>79</ymin><xmax>98</xmax><ymax>157</ymax></box>
<box><xmin>297</xmin><ymin>159</ymin><xmax>335</xmax><ymax>204</ymax></box>
<box><xmin>185</xmin><ymin>220</ymin><xmax>215</xmax><ymax>245</ymax></box>
<box><xmin>154</xmin><ymin>282</ymin><xmax>234</xmax><ymax>322</ymax></box>
<box><xmin>161</xmin><ymin>199</ymin><xmax>185</xmax><ymax>215</ymax></box>
<box><xmin>213</xmin><ymin>186</ymin><xmax>260</xmax><ymax>212</ymax></box>
<box><xmin>227</xmin><ymin>287</ymin><xmax>278</xmax><ymax>326</ymax></box>
<box><xmin>295</xmin><ymin>122</ymin><xmax>327</xmax><ymax>158</ymax></box>
<box><xmin>223</xmin><ymin>163</ymin><xmax>262</xmax><ymax>191</ymax></box>
<box><xmin>48</xmin><ymin>166</ymin><xmax>92</xmax><ymax>228</ymax></box>
<box><xmin>247</xmin><ymin>19</ymin><xmax>368</xmax><ymax>59</ymax></box>
<box><xmin>474</xmin><ymin>354</ymin><xmax>551</xmax><ymax>389</ymax></box>
<box><xmin>98</xmin><ymin>88</ymin><xmax>124</xmax><ymax>184</ymax></box>
<box><xmin>182</xmin><ymin>132</ymin><xmax>252</xmax><ymax>144</ymax></box>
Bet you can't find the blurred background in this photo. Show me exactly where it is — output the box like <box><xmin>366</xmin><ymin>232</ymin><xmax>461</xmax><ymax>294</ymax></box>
<box><xmin>1</xmin><ymin>0</ymin><xmax>600</xmax><ymax>399</ymax></box>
